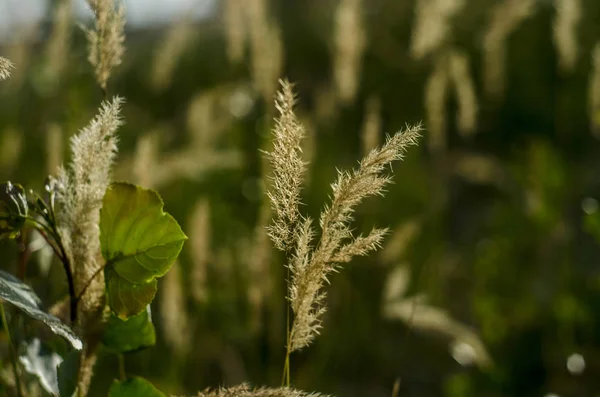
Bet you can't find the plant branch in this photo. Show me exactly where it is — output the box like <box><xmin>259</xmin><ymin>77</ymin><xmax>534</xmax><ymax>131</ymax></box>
<box><xmin>0</xmin><ymin>302</ymin><xmax>23</xmax><ymax>397</ymax></box>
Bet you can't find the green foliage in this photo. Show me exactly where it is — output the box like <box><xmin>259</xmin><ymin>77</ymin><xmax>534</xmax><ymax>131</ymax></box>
<box><xmin>103</xmin><ymin>306</ymin><xmax>156</xmax><ymax>353</ymax></box>
<box><xmin>0</xmin><ymin>181</ymin><xmax>27</xmax><ymax>240</ymax></box>
<box><xmin>57</xmin><ymin>350</ymin><xmax>80</xmax><ymax>397</ymax></box>
<box><xmin>108</xmin><ymin>377</ymin><xmax>165</xmax><ymax>397</ymax></box>
<box><xmin>0</xmin><ymin>270</ymin><xmax>82</xmax><ymax>349</ymax></box>
<box><xmin>100</xmin><ymin>182</ymin><xmax>187</xmax><ymax>318</ymax></box>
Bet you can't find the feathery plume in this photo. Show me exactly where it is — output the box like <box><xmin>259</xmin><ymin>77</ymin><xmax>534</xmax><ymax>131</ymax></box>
<box><xmin>333</xmin><ymin>0</ymin><xmax>366</xmax><ymax>104</ymax></box>
<box><xmin>84</xmin><ymin>0</ymin><xmax>126</xmax><ymax>91</ymax></box>
<box><xmin>288</xmin><ymin>127</ymin><xmax>421</xmax><ymax>351</ymax></box>
<box><xmin>56</xmin><ymin>97</ymin><xmax>123</xmax><ymax>394</ymax></box>
<box><xmin>265</xmin><ymin>80</ymin><xmax>308</xmax><ymax>251</ymax></box>
<box><xmin>0</xmin><ymin>57</ymin><xmax>14</xmax><ymax>81</ymax></box>
<box><xmin>160</xmin><ymin>262</ymin><xmax>191</xmax><ymax>358</ymax></box>
<box><xmin>193</xmin><ymin>383</ymin><xmax>329</xmax><ymax>397</ymax></box>
<box><xmin>190</xmin><ymin>198</ymin><xmax>211</xmax><ymax>304</ymax></box>
<box><xmin>361</xmin><ymin>95</ymin><xmax>382</xmax><ymax>156</ymax></box>
<box><xmin>553</xmin><ymin>0</ymin><xmax>581</xmax><ymax>73</ymax></box>
<box><xmin>410</xmin><ymin>0</ymin><xmax>464</xmax><ymax>60</ymax></box>
<box><xmin>266</xmin><ymin>81</ymin><xmax>422</xmax><ymax>351</ymax></box>
<box><xmin>482</xmin><ymin>0</ymin><xmax>536</xmax><ymax>100</ymax></box>
<box><xmin>589</xmin><ymin>43</ymin><xmax>600</xmax><ymax>137</ymax></box>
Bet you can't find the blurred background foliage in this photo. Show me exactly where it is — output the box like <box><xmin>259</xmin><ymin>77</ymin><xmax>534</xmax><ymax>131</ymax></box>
<box><xmin>2</xmin><ymin>0</ymin><xmax>600</xmax><ymax>396</ymax></box>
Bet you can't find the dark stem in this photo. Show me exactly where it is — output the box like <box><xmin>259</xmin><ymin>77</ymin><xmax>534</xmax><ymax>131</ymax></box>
<box><xmin>118</xmin><ymin>354</ymin><xmax>126</xmax><ymax>381</ymax></box>
<box><xmin>75</xmin><ymin>263</ymin><xmax>107</xmax><ymax>302</ymax></box>
<box><xmin>0</xmin><ymin>302</ymin><xmax>23</xmax><ymax>397</ymax></box>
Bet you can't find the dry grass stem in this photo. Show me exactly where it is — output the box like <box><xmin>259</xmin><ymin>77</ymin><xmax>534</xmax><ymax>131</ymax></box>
<box><xmin>410</xmin><ymin>0</ymin><xmax>464</xmax><ymax>60</ymax></box>
<box><xmin>333</xmin><ymin>0</ymin><xmax>366</xmax><ymax>104</ymax></box>
<box><xmin>223</xmin><ymin>0</ymin><xmax>248</xmax><ymax>63</ymax></box>
<box><xmin>482</xmin><ymin>0</ymin><xmax>536</xmax><ymax>99</ymax></box>
<box><xmin>553</xmin><ymin>0</ymin><xmax>581</xmax><ymax>73</ymax></box>
<box><xmin>425</xmin><ymin>52</ymin><xmax>451</xmax><ymax>153</ymax></box>
<box><xmin>84</xmin><ymin>0</ymin><xmax>126</xmax><ymax>91</ymax></box>
<box><xmin>361</xmin><ymin>95</ymin><xmax>382</xmax><ymax>156</ymax></box>
<box><xmin>589</xmin><ymin>43</ymin><xmax>600</xmax><ymax>137</ymax></box>
<box><xmin>151</xmin><ymin>18</ymin><xmax>195</xmax><ymax>91</ymax></box>
<box><xmin>46</xmin><ymin>123</ymin><xmax>64</xmax><ymax>175</ymax></box>
<box><xmin>248</xmin><ymin>0</ymin><xmax>283</xmax><ymax>102</ymax></box>
<box><xmin>44</xmin><ymin>0</ymin><xmax>73</xmax><ymax>85</ymax></box>
<box><xmin>190</xmin><ymin>199</ymin><xmax>211</xmax><ymax>304</ymax></box>
<box><xmin>160</xmin><ymin>262</ymin><xmax>192</xmax><ymax>358</ymax></box>
<box><xmin>448</xmin><ymin>49</ymin><xmax>477</xmax><ymax>137</ymax></box>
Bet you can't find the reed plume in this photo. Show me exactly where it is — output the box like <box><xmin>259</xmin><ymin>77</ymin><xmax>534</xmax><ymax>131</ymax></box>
<box><xmin>160</xmin><ymin>262</ymin><xmax>191</xmax><ymax>358</ymax></box>
<box><xmin>84</xmin><ymin>0</ymin><xmax>126</xmax><ymax>92</ymax></box>
<box><xmin>266</xmin><ymin>80</ymin><xmax>421</xmax><ymax>372</ymax></box>
<box><xmin>56</xmin><ymin>97</ymin><xmax>124</xmax><ymax>395</ymax></box>
<box><xmin>448</xmin><ymin>49</ymin><xmax>477</xmax><ymax>138</ymax></box>
<box><xmin>43</xmin><ymin>0</ymin><xmax>73</xmax><ymax>87</ymax></box>
<box><xmin>0</xmin><ymin>57</ymin><xmax>13</xmax><ymax>81</ymax></box>
<box><xmin>193</xmin><ymin>384</ymin><xmax>329</xmax><ymax>397</ymax></box>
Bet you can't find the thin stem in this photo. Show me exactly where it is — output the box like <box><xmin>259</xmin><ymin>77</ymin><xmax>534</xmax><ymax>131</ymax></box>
<box><xmin>1</xmin><ymin>302</ymin><xmax>24</xmax><ymax>397</ymax></box>
<box><xmin>118</xmin><ymin>354</ymin><xmax>126</xmax><ymax>381</ymax></box>
<box><xmin>76</xmin><ymin>263</ymin><xmax>106</xmax><ymax>302</ymax></box>
<box><xmin>282</xmin><ymin>266</ymin><xmax>291</xmax><ymax>387</ymax></box>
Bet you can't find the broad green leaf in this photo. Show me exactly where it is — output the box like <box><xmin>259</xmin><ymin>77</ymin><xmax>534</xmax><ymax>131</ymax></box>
<box><xmin>103</xmin><ymin>305</ymin><xmax>156</xmax><ymax>353</ymax></box>
<box><xmin>0</xmin><ymin>270</ymin><xmax>82</xmax><ymax>349</ymax></box>
<box><xmin>57</xmin><ymin>350</ymin><xmax>80</xmax><ymax>397</ymax></box>
<box><xmin>108</xmin><ymin>377</ymin><xmax>165</xmax><ymax>397</ymax></box>
<box><xmin>19</xmin><ymin>338</ymin><xmax>62</xmax><ymax>395</ymax></box>
<box><xmin>100</xmin><ymin>183</ymin><xmax>186</xmax><ymax>318</ymax></box>
<box><xmin>105</xmin><ymin>268</ymin><xmax>157</xmax><ymax>319</ymax></box>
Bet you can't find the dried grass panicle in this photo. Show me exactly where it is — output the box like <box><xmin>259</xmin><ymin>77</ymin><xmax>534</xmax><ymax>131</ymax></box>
<box><xmin>57</xmin><ymin>97</ymin><xmax>123</xmax><ymax>321</ymax></box>
<box><xmin>266</xmin><ymin>80</ymin><xmax>422</xmax><ymax>352</ymax></box>
<box><xmin>265</xmin><ymin>80</ymin><xmax>308</xmax><ymax>251</ymax></box>
<box><xmin>192</xmin><ymin>383</ymin><xmax>329</xmax><ymax>397</ymax></box>
<box><xmin>56</xmin><ymin>96</ymin><xmax>123</xmax><ymax>395</ymax></box>
<box><xmin>288</xmin><ymin>126</ymin><xmax>421</xmax><ymax>352</ymax></box>
<box><xmin>0</xmin><ymin>57</ymin><xmax>14</xmax><ymax>81</ymax></box>
<box><xmin>85</xmin><ymin>0</ymin><xmax>126</xmax><ymax>90</ymax></box>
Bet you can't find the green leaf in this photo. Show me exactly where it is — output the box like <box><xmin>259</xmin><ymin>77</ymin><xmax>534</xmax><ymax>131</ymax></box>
<box><xmin>0</xmin><ymin>270</ymin><xmax>82</xmax><ymax>349</ymax></box>
<box><xmin>103</xmin><ymin>305</ymin><xmax>156</xmax><ymax>353</ymax></box>
<box><xmin>57</xmin><ymin>350</ymin><xmax>80</xmax><ymax>397</ymax></box>
<box><xmin>100</xmin><ymin>182</ymin><xmax>186</xmax><ymax>318</ymax></box>
<box><xmin>108</xmin><ymin>377</ymin><xmax>165</xmax><ymax>397</ymax></box>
